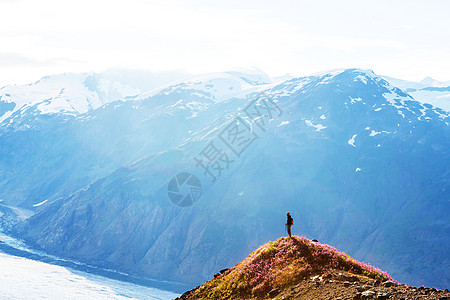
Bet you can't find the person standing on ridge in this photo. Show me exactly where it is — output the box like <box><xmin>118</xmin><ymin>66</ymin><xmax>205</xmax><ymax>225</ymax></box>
<box><xmin>286</xmin><ymin>212</ymin><xmax>294</xmax><ymax>237</ymax></box>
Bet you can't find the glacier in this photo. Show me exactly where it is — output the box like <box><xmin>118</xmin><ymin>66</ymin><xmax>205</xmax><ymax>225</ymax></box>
<box><xmin>0</xmin><ymin>251</ymin><xmax>179</xmax><ymax>300</ymax></box>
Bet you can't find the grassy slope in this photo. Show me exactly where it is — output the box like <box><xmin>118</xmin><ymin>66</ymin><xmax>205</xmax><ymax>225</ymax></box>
<box><xmin>190</xmin><ymin>236</ymin><xmax>393</xmax><ymax>299</ymax></box>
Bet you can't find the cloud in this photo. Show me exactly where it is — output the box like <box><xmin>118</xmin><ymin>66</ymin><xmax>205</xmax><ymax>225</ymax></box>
<box><xmin>0</xmin><ymin>52</ymin><xmax>81</xmax><ymax>67</ymax></box>
<box><xmin>0</xmin><ymin>0</ymin><xmax>449</xmax><ymax>83</ymax></box>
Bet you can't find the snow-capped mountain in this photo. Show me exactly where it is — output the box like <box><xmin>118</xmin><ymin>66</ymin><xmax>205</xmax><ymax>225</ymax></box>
<box><xmin>0</xmin><ymin>73</ymin><xmax>138</xmax><ymax>122</ymax></box>
<box><xmin>382</xmin><ymin>75</ymin><xmax>450</xmax><ymax>90</ymax></box>
<box><xmin>0</xmin><ymin>68</ymin><xmax>275</xmax><ymax>209</ymax></box>
<box><xmin>6</xmin><ymin>68</ymin><xmax>448</xmax><ymax>291</ymax></box>
<box><xmin>0</xmin><ymin>68</ymin><xmax>195</xmax><ymax>128</ymax></box>
<box><xmin>135</xmin><ymin>67</ymin><xmax>273</xmax><ymax>103</ymax></box>
<box><xmin>382</xmin><ymin>75</ymin><xmax>450</xmax><ymax>111</ymax></box>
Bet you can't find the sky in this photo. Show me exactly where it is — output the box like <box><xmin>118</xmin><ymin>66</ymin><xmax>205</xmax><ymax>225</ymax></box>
<box><xmin>1</xmin><ymin>0</ymin><xmax>450</xmax><ymax>86</ymax></box>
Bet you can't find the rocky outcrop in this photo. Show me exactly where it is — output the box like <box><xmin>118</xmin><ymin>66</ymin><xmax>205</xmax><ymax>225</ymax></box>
<box><xmin>176</xmin><ymin>236</ymin><xmax>450</xmax><ymax>299</ymax></box>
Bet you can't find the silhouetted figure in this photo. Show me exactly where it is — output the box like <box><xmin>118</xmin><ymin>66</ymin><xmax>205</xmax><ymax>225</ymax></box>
<box><xmin>286</xmin><ymin>212</ymin><xmax>294</xmax><ymax>237</ymax></box>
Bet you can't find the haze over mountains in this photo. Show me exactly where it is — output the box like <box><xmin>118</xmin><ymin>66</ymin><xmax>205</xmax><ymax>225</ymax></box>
<box><xmin>380</xmin><ymin>75</ymin><xmax>450</xmax><ymax>111</ymax></box>
<box><xmin>0</xmin><ymin>68</ymin><xmax>448</xmax><ymax>290</ymax></box>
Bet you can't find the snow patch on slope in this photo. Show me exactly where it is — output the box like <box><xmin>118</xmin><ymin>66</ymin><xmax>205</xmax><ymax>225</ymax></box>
<box><xmin>369</xmin><ymin>130</ymin><xmax>380</xmax><ymax>136</ymax></box>
<box><xmin>354</xmin><ymin>75</ymin><xmax>368</xmax><ymax>84</ymax></box>
<box><xmin>305</xmin><ymin>120</ymin><xmax>327</xmax><ymax>132</ymax></box>
<box><xmin>348</xmin><ymin>134</ymin><xmax>357</xmax><ymax>147</ymax></box>
<box><xmin>32</xmin><ymin>200</ymin><xmax>48</xmax><ymax>207</ymax></box>
<box><xmin>349</xmin><ymin>97</ymin><xmax>362</xmax><ymax>104</ymax></box>
<box><xmin>277</xmin><ymin>121</ymin><xmax>290</xmax><ymax>127</ymax></box>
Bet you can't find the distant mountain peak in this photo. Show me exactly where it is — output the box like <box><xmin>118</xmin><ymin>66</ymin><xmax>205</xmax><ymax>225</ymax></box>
<box><xmin>380</xmin><ymin>74</ymin><xmax>450</xmax><ymax>111</ymax></box>
<box><xmin>419</xmin><ymin>76</ymin><xmax>438</xmax><ymax>87</ymax></box>
<box><xmin>0</xmin><ymin>72</ymin><xmax>140</xmax><ymax>125</ymax></box>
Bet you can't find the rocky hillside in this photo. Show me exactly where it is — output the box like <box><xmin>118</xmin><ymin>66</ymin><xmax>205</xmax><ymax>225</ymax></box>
<box><xmin>177</xmin><ymin>236</ymin><xmax>450</xmax><ymax>299</ymax></box>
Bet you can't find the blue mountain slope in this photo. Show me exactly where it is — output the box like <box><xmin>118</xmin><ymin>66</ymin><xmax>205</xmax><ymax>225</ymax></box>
<box><xmin>8</xmin><ymin>69</ymin><xmax>450</xmax><ymax>289</ymax></box>
<box><xmin>0</xmin><ymin>69</ymin><xmax>268</xmax><ymax>209</ymax></box>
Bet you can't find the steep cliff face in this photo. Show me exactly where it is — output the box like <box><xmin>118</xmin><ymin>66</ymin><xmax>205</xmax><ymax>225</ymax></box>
<box><xmin>11</xmin><ymin>69</ymin><xmax>450</xmax><ymax>289</ymax></box>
